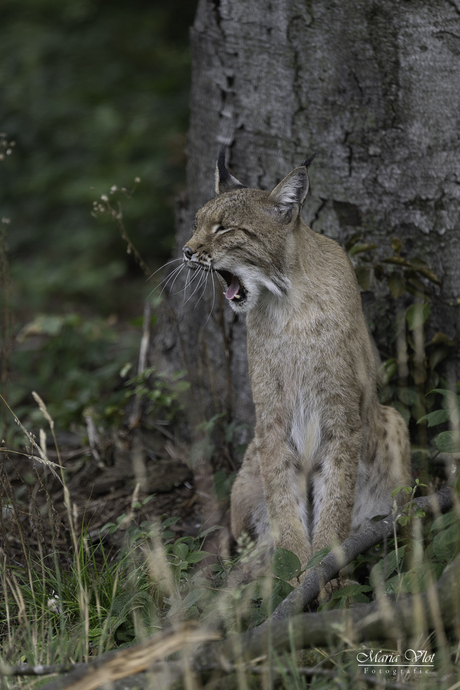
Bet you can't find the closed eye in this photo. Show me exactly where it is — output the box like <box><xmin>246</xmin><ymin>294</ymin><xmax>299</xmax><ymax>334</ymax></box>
<box><xmin>212</xmin><ymin>223</ymin><xmax>232</xmax><ymax>234</ymax></box>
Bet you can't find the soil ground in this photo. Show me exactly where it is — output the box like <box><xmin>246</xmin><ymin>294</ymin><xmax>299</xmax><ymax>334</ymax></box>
<box><xmin>0</xmin><ymin>424</ymin><xmax>210</xmax><ymax>574</ymax></box>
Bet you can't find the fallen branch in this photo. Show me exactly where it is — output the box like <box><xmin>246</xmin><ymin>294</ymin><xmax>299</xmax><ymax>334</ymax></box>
<box><xmin>268</xmin><ymin>484</ymin><xmax>453</xmax><ymax>622</ymax></box>
<box><xmin>194</xmin><ymin>546</ymin><xmax>460</xmax><ymax>669</ymax></box>
<box><xmin>201</xmin><ymin>661</ymin><xmax>414</xmax><ymax>689</ymax></box>
<box><xmin>12</xmin><ymin>486</ymin><xmax>458</xmax><ymax>690</ymax></box>
<box><xmin>37</xmin><ymin>623</ymin><xmax>218</xmax><ymax>690</ymax></box>
<box><xmin>0</xmin><ymin>662</ymin><xmax>77</xmax><ymax>678</ymax></box>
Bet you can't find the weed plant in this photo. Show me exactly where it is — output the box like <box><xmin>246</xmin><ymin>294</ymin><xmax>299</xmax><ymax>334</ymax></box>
<box><xmin>2</xmin><ymin>392</ymin><xmax>460</xmax><ymax>689</ymax></box>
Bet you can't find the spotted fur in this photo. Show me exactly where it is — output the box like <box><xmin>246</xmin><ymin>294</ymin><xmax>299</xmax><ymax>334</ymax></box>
<box><xmin>183</xmin><ymin>152</ymin><xmax>411</xmax><ymax>583</ymax></box>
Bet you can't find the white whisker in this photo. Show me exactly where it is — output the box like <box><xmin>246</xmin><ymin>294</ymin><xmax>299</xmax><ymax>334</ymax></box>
<box><xmin>203</xmin><ymin>271</ymin><xmax>217</xmax><ymax>326</ymax></box>
<box><xmin>183</xmin><ymin>264</ymin><xmax>193</xmax><ymax>303</ymax></box>
<box><xmin>147</xmin><ymin>263</ymin><xmax>184</xmax><ymax>299</ymax></box>
<box><xmin>146</xmin><ymin>257</ymin><xmax>183</xmax><ymax>282</ymax></box>
<box><xmin>184</xmin><ymin>268</ymin><xmax>207</xmax><ymax>305</ymax></box>
<box><xmin>167</xmin><ymin>262</ymin><xmax>187</xmax><ymax>296</ymax></box>
<box><xmin>159</xmin><ymin>264</ymin><xmax>186</xmax><ymax>297</ymax></box>
<box><xmin>194</xmin><ymin>270</ymin><xmax>209</xmax><ymax>311</ymax></box>
<box><xmin>170</xmin><ymin>263</ymin><xmax>198</xmax><ymax>297</ymax></box>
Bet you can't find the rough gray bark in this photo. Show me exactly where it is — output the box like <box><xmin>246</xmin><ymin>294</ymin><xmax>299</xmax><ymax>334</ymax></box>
<box><xmin>155</xmin><ymin>0</ymin><xmax>460</xmax><ymax>446</ymax></box>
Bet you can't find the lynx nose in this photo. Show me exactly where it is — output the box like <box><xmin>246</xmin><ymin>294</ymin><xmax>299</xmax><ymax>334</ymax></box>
<box><xmin>182</xmin><ymin>245</ymin><xmax>193</xmax><ymax>260</ymax></box>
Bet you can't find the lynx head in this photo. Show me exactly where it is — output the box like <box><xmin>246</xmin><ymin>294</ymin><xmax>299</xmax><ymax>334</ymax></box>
<box><xmin>182</xmin><ymin>149</ymin><xmax>316</xmax><ymax>313</ymax></box>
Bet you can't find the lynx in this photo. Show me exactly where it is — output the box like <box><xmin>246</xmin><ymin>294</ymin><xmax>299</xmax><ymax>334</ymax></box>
<box><xmin>182</xmin><ymin>149</ymin><xmax>411</xmax><ymax>583</ymax></box>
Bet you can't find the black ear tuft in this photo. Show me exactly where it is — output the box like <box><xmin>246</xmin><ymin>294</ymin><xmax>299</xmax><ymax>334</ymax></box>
<box><xmin>215</xmin><ymin>146</ymin><xmax>246</xmax><ymax>194</ymax></box>
<box><xmin>217</xmin><ymin>146</ymin><xmax>228</xmax><ymax>184</ymax></box>
<box><xmin>300</xmin><ymin>152</ymin><xmax>318</xmax><ymax>169</ymax></box>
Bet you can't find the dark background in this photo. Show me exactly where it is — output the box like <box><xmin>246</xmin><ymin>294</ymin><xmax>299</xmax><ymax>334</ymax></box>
<box><xmin>0</xmin><ymin>0</ymin><xmax>198</xmax><ymax>433</ymax></box>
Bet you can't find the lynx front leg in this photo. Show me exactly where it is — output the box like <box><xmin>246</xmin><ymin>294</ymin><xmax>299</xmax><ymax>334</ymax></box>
<box><xmin>311</xmin><ymin>428</ymin><xmax>361</xmax><ymax>554</ymax></box>
<box><xmin>255</xmin><ymin>424</ymin><xmax>312</xmax><ymax>573</ymax></box>
<box><xmin>231</xmin><ymin>439</ymin><xmax>269</xmax><ymax>542</ymax></box>
<box><xmin>229</xmin><ymin>439</ymin><xmax>273</xmax><ymax>584</ymax></box>
<box><xmin>310</xmin><ymin>428</ymin><xmax>361</xmax><ymax>599</ymax></box>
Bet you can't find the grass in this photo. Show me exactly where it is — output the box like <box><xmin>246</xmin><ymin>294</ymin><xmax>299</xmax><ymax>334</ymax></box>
<box><xmin>2</xmin><ymin>400</ymin><xmax>460</xmax><ymax>690</ymax></box>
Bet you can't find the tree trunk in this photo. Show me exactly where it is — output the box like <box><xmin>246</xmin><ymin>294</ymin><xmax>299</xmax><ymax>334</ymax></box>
<box><xmin>154</xmin><ymin>0</ymin><xmax>460</xmax><ymax>450</ymax></box>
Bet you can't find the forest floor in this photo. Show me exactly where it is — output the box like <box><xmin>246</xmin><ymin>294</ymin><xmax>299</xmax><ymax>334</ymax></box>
<box><xmin>1</xmin><ymin>423</ymin><xmax>207</xmax><ymax>580</ymax></box>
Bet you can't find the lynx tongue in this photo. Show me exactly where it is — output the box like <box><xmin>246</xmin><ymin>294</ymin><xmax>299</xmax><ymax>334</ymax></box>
<box><xmin>225</xmin><ymin>275</ymin><xmax>240</xmax><ymax>300</ymax></box>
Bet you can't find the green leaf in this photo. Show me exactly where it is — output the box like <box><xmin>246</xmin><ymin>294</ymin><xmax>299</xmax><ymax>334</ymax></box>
<box><xmin>198</xmin><ymin>524</ymin><xmax>224</xmax><ymax>539</ymax></box>
<box><xmin>431</xmin><ymin>510</ymin><xmax>459</xmax><ymax>533</ymax></box>
<box><xmin>417</xmin><ymin>409</ymin><xmax>450</xmax><ymax>427</ymax></box>
<box><xmin>429</xmin><ymin>346</ymin><xmax>450</xmax><ymax>371</ymax></box>
<box><xmin>429</xmin><ymin>389</ymin><xmax>460</xmax><ymax>412</ymax></box>
<box><xmin>305</xmin><ymin>545</ymin><xmax>333</xmax><ymax>568</ymax></box>
<box><xmin>406</xmin><ymin>302</ymin><xmax>430</xmax><ymax>331</ymax></box>
<box><xmin>429</xmin><ymin>332</ymin><xmax>455</xmax><ymax>346</ymax></box>
<box><xmin>383</xmin><ymin>255</ymin><xmax>412</xmax><ymax>267</ymax></box>
<box><xmin>390</xmin><ymin>237</ymin><xmax>403</xmax><ymax>254</ymax></box>
<box><xmin>435</xmin><ymin>431</ymin><xmax>460</xmax><ymax>453</ymax></box>
<box><xmin>355</xmin><ymin>265</ymin><xmax>373</xmax><ymax>290</ymax></box>
<box><xmin>186</xmin><ymin>550</ymin><xmax>211</xmax><ymax>564</ymax></box>
<box><xmin>166</xmin><ymin>587</ymin><xmax>208</xmax><ymax>620</ymax></box>
<box><xmin>101</xmin><ymin>522</ymin><xmax>118</xmax><ymax>534</ymax></box>
<box><xmin>389</xmin><ymin>270</ymin><xmax>406</xmax><ymax>298</ymax></box>
<box><xmin>172</xmin><ymin>543</ymin><xmax>189</xmax><ymax>561</ymax></box>
<box><xmin>257</xmin><ymin>578</ymin><xmax>294</xmax><ymax>620</ymax></box>
<box><xmin>213</xmin><ymin>471</ymin><xmax>235</xmax><ymax>503</ymax></box>
<box><xmin>412</xmin><ymin>265</ymin><xmax>441</xmax><ymax>285</ymax></box>
<box><xmin>431</xmin><ymin>522</ymin><xmax>460</xmax><ymax>562</ymax></box>
<box><xmin>345</xmin><ymin>232</ymin><xmax>363</xmax><ymax>251</ymax></box>
<box><xmin>330</xmin><ymin>584</ymin><xmax>372</xmax><ymax>599</ymax></box>
<box><xmin>271</xmin><ymin>548</ymin><xmax>302</xmax><ymax>581</ymax></box>
<box><xmin>370</xmin><ymin>546</ymin><xmax>406</xmax><ymax>588</ymax></box>
<box><xmin>349</xmin><ymin>242</ymin><xmax>377</xmax><ymax>256</ymax></box>
<box><xmin>162</xmin><ymin>516</ymin><xmax>180</xmax><ymax>529</ymax></box>
<box><xmin>173</xmin><ymin>380</ymin><xmax>190</xmax><ymax>393</ymax></box>
<box><xmin>397</xmin><ymin>387</ymin><xmax>419</xmax><ymax>406</ymax></box>
<box><xmin>119</xmin><ymin>362</ymin><xmax>132</xmax><ymax>378</ymax></box>
<box><xmin>380</xmin><ymin>358</ymin><xmax>398</xmax><ymax>383</ymax></box>
<box><xmin>406</xmin><ymin>275</ymin><xmax>430</xmax><ymax>295</ymax></box>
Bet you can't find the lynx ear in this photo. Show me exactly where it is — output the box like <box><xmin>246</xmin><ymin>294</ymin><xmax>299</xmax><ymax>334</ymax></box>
<box><xmin>215</xmin><ymin>146</ymin><xmax>246</xmax><ymax>194</ymax></box>
<box><xmin>269</xmin><ymin>168</ymin><xmax>309</xmax><ymax>214</ymax></box>
<box><xmin>269</xmin><ymin>154</ymin><xmax>316</xmax><ymax>218</ymax></box>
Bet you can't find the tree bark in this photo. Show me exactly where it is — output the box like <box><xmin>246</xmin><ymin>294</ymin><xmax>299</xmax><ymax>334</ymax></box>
<box><xmin>154</xmin><ymin>0</ymin><xmax>460</xmax><ymax>445</ymax></box>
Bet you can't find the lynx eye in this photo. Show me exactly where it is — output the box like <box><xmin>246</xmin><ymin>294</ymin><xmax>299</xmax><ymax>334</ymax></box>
<box><xmin>212</xmin><ymin>223</ymin><xmax>231</xmax><ymax>234</ymax></box>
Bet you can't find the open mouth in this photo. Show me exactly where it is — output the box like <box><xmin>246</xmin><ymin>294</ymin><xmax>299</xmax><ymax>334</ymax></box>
<box><xmin>216</xmin><ymin>270</ymin><xmax>248</xmax><ymax>304</ymax></box>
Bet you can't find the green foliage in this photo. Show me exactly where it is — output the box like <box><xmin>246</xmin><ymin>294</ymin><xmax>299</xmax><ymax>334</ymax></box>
<box><xmin>348</xmin><ymin>233</ymin><xmax>441</xmax><ymax>295</ymax></box>
<box><xmin>1</xmin><ymin>533</ymin><xmax>156</xmax><ymax>657</ymax></box>
<box><xmin>4</xmin><ymin>312</ymin><xmax>139</xmax><ymax>435</ymax></box>
<box><xmin>319</xmin><ymin>584</ymin><xmax>373</xmax><ymax>611</ymax></box>
<box><xmin>190</xmin><ymin>413</ymin><xmax>249</xmax><ymax>470</ymax></box>
<box><xmin>305</xmin><ymin>545</ymin><xmax>333</xmax><ymax>568</ymax></box>
<box><xmin>0</xmin><ymin>0</ymin><xmax>196</xmax><ymax>315</ymax></box>
<box><xmin>124</xmin><ymin>366</ymin><xmax>190</xmax><ymax>422</ymax></box>
<box><xmin>348</xmin><ymin>234</ymin><xmax>456</xmax><ymax>443</ymax></box>
<box><xmin>0</xmin><ymin>313</ymin><xmax>191</xmax><ymax>443</ymax></box>
<box><xmin>102</xmin><ymin>514</ymin><xmax>222</xmax><ymax>624</ymax></box>
<box><xmin>392</xmin><ymin>478</ymin><xmax>427</xmax><ymax>526</ymax></box>
<box><xmin>418</xmin><ymin>388</ymin><xmax>460</xmax><ymax>454</ymax></box>
<box><xmin>213</xmin><ymin>470</ymin><xmax>236</xmax><ymax>504</ymax></box>
<box><xmin>272</xmin><ymin>548</ymin><xmax>302</xmax><ymax>581</ymax></box>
